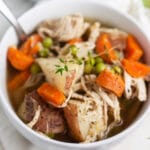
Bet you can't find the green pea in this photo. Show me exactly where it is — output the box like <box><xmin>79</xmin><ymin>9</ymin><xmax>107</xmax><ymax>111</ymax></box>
<box><xmin>85</xmin><ymin>59</ymin><xmax>90</xmax><ymax>64</ymax></box>
<box><xmin>95</xmin><ymin>57</ymin><xmax>104</xmax><ymax>64</ymax></box>
<box><xmin>90</xmin><ymin>58</ymin><xmax>96</xmax><ymax>66</ymax></box>
<box><xmin>75</xmin><ymin>57</ymin><xmax>83</xmax><ymax>65</ymax></box>
<box><xmin>69</xmin><ymin>45</ymin><xmax>78</xmax><ymax>56</ymax></box>
<box><xmin>38</xmin><ymin>48</ymin><xmax>49</xmax><ymax>57</ymax></box>
<box><xmin>110</xmin><ymin>68</ymin><xmax>115</xmax><ymax>74</ymax></box>
<box><xmin>30</xmin><ymin>63</ymin><xmax>41</xmax><ymax>74</ymax></box>
<box><xmin>88</xmin><ymin>51</ymin><xmax>92</xmax><ymax>57</ymax></box>
<box><xmin>95</xmin><ymin>63</ymin><xmax>106</xmax><ymax>74</ymax></box>
<box><xmin>84</xmin><ymin>63</ymin><xmax>93</xmax><ymax>74</ymax></box>
<box><xmin>42</xmin><ymin>37</ymin><xmax>53</xmax><ymax>48</ymax></box>
<box><xmin>113</xmin><ymin>66</ymin><xmax>122</xmax><ymax>74</ymax></box>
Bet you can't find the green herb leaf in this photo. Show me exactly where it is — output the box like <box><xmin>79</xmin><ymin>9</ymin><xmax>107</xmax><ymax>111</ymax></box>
<box><xmin>64</xmin><ymin>65</ymin><xmax>68</xmax><ymax>71</ymax></box>
<box><xmin>55</xmin><ymin>58</ymin><xmax>69</xmax><ymax>75</ymax></box>
<box><xmin>59</xmin><ymin>58</ymin><xmax>65</xmax><ymax>63</ymax></box>
<box><xmin>55</xmin><ymin>65</ymin><xmax>61</xmax><ymax>67</ymax></box>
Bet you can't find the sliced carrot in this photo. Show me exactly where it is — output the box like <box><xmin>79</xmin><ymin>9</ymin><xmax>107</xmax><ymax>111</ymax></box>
<box><xmin>125</xmin><ymin>34</ymin><xmax>143</xmax><ymax>61</ymax></box>
<box><xmin>122</xmin><ymin>59</ymin><xmax>150</xmax><ymax>77</ymax></box>
<box><xmin>96</xmin><ymin>70</ymin><xmax>125</xmax><ymax>97</ymax></box>
<box><xmin>68</xmin><ymin>38</ymin><xmax>82</xmax><ymax>45</ymax></box>
<box><xmin>96</xmin><ymin>33</ymin><xmax>117</xmax><ymax>63</ymax></box>
<box><xmin>37</xmin><ymin>82</ymin><xmax>66</xmax><ymax>106</ymax></box>
<box><xmin>8</xmin><ymin>70</ymin><xmax>30</xmax><ymax>90</ymax></box>
<box><xmin>7</xmin><ymin>46</ymin><xmax>34</xmax><ymax>71</ymax></box>
<box><xmin>20</xmin><ymin>37</ymin><xmax>32</xmax><ymax>54</ymax></box>
<box><xmin>29</xmin><ymin>43</ymin><xmax>42</xmax><ymax>56</ymax></box>
<box><xmin>20</xmin><ymin>34</ymin><xmax>42</xmax><ymax>55</ymax></box>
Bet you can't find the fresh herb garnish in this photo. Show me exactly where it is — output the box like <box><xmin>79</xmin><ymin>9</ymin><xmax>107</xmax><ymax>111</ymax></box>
<box><xmin>55</xmin><ymin>45</ymin><xmax>84</xmax><ymax>75</ymax></box>
<box><xmin>55</xmin><ymin>58</ymin><xmax>69</xmax><ymax>75</ymax></box>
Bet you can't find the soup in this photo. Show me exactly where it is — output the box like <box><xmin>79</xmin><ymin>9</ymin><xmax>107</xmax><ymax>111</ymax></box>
<box><xmin>7</xmin><ymin>14</ymin><xmax>149</xmax><ymax>143</ymax></box>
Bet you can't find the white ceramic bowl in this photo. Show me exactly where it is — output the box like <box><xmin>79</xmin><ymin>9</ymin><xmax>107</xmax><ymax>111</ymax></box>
<box><xmin>0</xmin><ymin>0</ymin><xmax>150</xmax><ymax>150</ymax></box>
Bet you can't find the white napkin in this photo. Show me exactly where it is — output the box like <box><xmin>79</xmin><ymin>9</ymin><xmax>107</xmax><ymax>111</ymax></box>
<box><xmin>0</xmin><ymin>0</ymin><xmax>150</xmax><ymax>150</ymax></box>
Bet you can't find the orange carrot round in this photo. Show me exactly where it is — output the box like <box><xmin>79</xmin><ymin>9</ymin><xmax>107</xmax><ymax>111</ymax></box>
<box><xmin>96</xmin><ymin>70</ymin><xmax>125</xmax><ymax>97</ymax></box>
<box><xmin>7</xmin><ymin>47</ymin><xmax>34</xmax><ymax>71</ymax></box>
<box><xmin>96</xmin><ymin>33</ymin><xmax>117</xmax><ymax>63</ymax></box>
<box><xmin>125</xmin><ymin>34</ymin><xmax>143</xmax><ymax>61</ymax></box>
<box><xmin>37</xmin><ymin>82</ymin><xmax>66</xmax><ymax>106</ymax></box>
<box><xmin>122</xmin><ymin>59</ymin><xmax>150</xmax><ymax>77</ymax></box>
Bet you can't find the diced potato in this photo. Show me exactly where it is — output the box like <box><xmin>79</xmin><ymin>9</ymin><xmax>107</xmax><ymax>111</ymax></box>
<box><xmin>36</xmin><ymin>58</ymin><xmax>84</xmax><ymax>95</ymax></box>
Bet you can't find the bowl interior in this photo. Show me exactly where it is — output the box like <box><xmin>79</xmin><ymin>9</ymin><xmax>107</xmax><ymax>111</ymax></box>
<box><xmin>0</xmin><ymin>0</ymin><xmax>150</xmax><ymax>149</ymax></box>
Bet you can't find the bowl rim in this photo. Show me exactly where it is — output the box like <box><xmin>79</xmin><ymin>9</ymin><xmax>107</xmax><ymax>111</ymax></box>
<box><xmin>0</xmin><ymin>0</ymin><xmax>150</xmax><ymax>149</ymax></box>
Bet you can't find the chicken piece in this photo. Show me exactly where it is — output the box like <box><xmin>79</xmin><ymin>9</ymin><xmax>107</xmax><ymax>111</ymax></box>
<box><xmin>97</xmin><ymin>87</ymin><xmax>115</xmax><ymax>108</ymax></box>
<box><xmin>124</xmin><ymin>70</ymin><xmax>133</xmax><ymax>99</ymax></box>
<box><xmin>18</xmin><ymin>91</ymin><xmax>66</xmax><ymax>134</ymax></box>
<box><xmin>72</xmin><ymin>22</ymin><xmax>100</xmax><ymax>58</ymax></box>
<box><xmin>60</xmin><ymin>41</ymin><xmax>95</xmax><ymax>59</ymax></box>
<box><xmin>36</xmin><ymin>58</ymin><xmax>84</xmax><ymax>96</ymax></box>
<box><xmin>75</xmin><ymin>42</ymin><xmax>95</xmax><ymax>58</ymax></box>
<box><xmin>134</xmin><ymin>78</ymin><xmax>147</xmax><ymax>101</ymax></box>
<box><xmin>60</xmin><ymin>21</ymin><xmax>99</xmax><ymax>58</ymax></box>
<box><xmin>124</xmin><ymin>71</ymin><xmax>147</xmax><ymax>101</ymax></box>
<box><xmin>109</xmin><ymin>93</ymin><xmax>121</xmax><ymax>122</ymax></box>
<box><xmin>64</xmin><ymin>96</ymin><xmax>107</xmax><ymax>143</ymax></box>
<box><xmin>100</xmin><ymin>28</ymin><xmax>127</xmax><ymax>51</ymax></box>
<box><xmin>88</xmin><ymin>22</ymin><xmax>100</xmax><ymax>43</ymax></box>
<box><xmin>38</xmin><ymin>14</ymin><xmax>89</xmax><ymax>42</ymax></box>
<box><xmin>97</xmin><ymin>87</ymin><xmax>121</xmax><ymax>123</ymax></box>
<box><xmin>71</xmin><ymin>93</ymin><xmax>92</xmax><ymax>101</ymax></box>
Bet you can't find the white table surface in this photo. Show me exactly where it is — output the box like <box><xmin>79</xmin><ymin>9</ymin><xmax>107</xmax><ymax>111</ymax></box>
<box><xmin>0</xmin><ymin>0</ymin><xmax>150</xmax><ymax>150</ymax></box>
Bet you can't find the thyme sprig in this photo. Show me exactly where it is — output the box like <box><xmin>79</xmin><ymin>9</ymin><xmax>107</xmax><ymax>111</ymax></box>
<box><xmin>55</xmin><ymin>58</ymin><xmax>69</xmax><ymax>75</ymax></box>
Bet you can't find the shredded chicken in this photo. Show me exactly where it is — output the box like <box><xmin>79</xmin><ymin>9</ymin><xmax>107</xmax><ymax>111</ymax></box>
<box><xmin>124</xmin><ymin>70</ymin><xmax>133</xmax><ymax>99</ymax></box>
<box><xmin>38</xmin><ymin>14</ymin><xmax>89</xmax><ymax>41</ymax></box>
<box><xmin>73</xmin><ymin>83</ymin><xmax>82</xmax><ymax>92</ymax></box>
<box><xmin>97</xmin><ymin>87</ymin><xmax>115</xmax><ymax>108</ymax></box>
<box><xmin>124</xmin><ymin>70</ymin><xmax>147</xmax><ymax>101</ymax></box>
<box><xmin>75</xmin><ymin>42</ymin><xmax>95</xmax><ymax>58</ymax></box>
<box><xmin>134</xmin><ymin>78</ymin><xmax>147</xmax><ymax>101</ymax></box>
<box><xmin>60</xmin><ymin>41</ymin><xmax>95</xmax><ymax>59</ymax></box>
<box><xmin>109</xmin><ymin>93</ymin><xmax>121</xmax><ymax>122</ymax></box>
<box><xmin>84</xmin><ymin>74</ymin><xmax>96</xmax><ymax>82</ymax></box>
<box><xmin>88</xmin><ymin>22</ymin><xmax>100</xmax><ymax>43</ymax></box>
<box><xmin>71</xmin><ymin>22</ymin><xmax>100</xmax><ymax>58</ymax></box>
<box><xmin>71</xmin><ymin>93</ymin><xmax>92</xmax><ymax>101</ymax></box>
<box><xmin>23</xmin><ymin>73</ymin><xmax>44</xmax><ymax>89</ymax></box>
